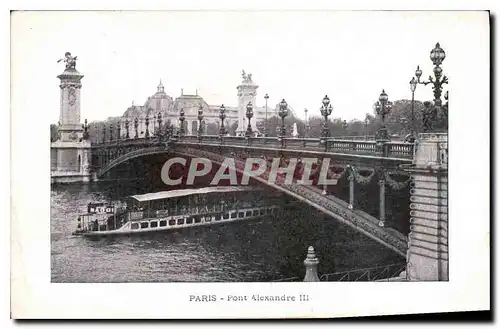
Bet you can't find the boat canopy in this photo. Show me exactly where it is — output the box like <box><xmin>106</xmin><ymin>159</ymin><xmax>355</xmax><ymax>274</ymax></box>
<box><xmin>129</xmin><ymin>186</ymin><xmax>261</xmax><ymax>203</ymax></box>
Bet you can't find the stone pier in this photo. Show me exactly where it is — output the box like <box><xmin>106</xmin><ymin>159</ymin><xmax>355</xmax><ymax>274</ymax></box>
<box><xmin>404</xmin><ymin>133</ymin><xmax>448</xmax><ymax>281</ymax></box>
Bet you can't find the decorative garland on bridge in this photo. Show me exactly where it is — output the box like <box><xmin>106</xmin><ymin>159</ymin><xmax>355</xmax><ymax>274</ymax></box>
<box><xmin>352</xmin><ymin>167</ymin><xmax>375</xmax><ymax>185</ymax></box>
<box><xmin>384</xmin><ymin>171</ymin><xmax>411</xmax><ymax>191</ymax></box>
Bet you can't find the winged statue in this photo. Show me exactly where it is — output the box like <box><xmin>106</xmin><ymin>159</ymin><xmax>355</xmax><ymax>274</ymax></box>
<box><xmin>57</xmin><ymin>52</ymin><xmax>78</xmax><ymax>70</ymax></box>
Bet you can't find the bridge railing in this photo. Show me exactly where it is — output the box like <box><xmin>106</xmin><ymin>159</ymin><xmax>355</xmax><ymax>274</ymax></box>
<box><xmin>172</xmin><ymin>135</ymin><xmax>414</xmax><ymax>159</ymax></box>
<box><xmin>271</xmin><ymin>246</ymin><xmax>406</xmax><ymax>282</ymax></box>
<box><xmin>91</xmin><ymin>136</ymin><xmax>164</xmax><ymax>148</ymax></box>
<box><xmin>320</xmin><ymin>263</ymin><xmax>406</xmax><ymax>282</ymax></box>
<box><xmin>387</xmin><ymin>142</ymin><xmax>414</xmax><ymax>158</ymax></box>
<box><xmin>91</xmin><ymin>134</ymin><xmax>414</xmax><ymax>159</ymax></box>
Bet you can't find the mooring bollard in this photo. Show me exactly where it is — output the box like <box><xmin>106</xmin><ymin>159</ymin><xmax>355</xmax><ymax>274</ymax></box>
<box><xmin>303</xmin><ymin>246</ymin><xmax>320</xmax><ymax>282</ymax></box>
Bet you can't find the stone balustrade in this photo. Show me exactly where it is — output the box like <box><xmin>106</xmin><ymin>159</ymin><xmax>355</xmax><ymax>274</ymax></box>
<box><xmin>91</xmin><ymin>133</ymin><xmax>414</xmax><ymax>160</ymax></box>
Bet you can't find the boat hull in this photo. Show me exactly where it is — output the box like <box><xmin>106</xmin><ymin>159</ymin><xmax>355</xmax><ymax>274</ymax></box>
<box><xmin>73</xmin><ymin>205</ymin><xmax>281</xmax><ymax>237</ymax></box>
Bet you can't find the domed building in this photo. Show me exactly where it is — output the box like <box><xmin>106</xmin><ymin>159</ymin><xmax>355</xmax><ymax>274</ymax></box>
<box><xmin>119</xmin><ymin>80</ymin><xmax>175</xmax><ymax>138</ymax></box>
<box><xmin>142</xmin><ymin>80</ymin><xmax>174</xmax><ymax>115</ymax></box>
<box><xmin>119</xmin><ymin>72</ymin><xmax>273</xmax><ymax>137</ymax></box>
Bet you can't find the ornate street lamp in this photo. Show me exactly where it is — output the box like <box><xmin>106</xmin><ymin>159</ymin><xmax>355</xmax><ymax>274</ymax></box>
<box><xmin>408</xmin><ymin>76</ymin><xmax>417</xmax><ymax>141</ymax></box>
<box><xmin>102</xmin><ymin>124</ymin><xmax>106</xmax><ymax>143</ymax></box>
<box><xmin>278</xmin><ymin>99</ymin><xmax>289</xmax><ymax>147</ymax></box>
<box><xmin>109</xmin><ymin>124</ymin><xmax>114</xmax><ymax>142</ymax></box>
<box><xmin>145</xmin><ymin>113</ymin><xmax>150</xmax><ymax>138</ymax></box>
<box><xmin>125</xmin><ymin>118</ymin><xmax>130</xmax><ymax>139</ymax></box>
<box><xmin>320</xmin><ymin>95</ymin><xmax>333</xmax><ymax>150</ymax></box>
<box><xmin>245</xmin><ymin>101</ymin><xmax>254</xmax><ymax>137</ymax></box>
<box><xmin>156</xmin><ymin>112</ymin><xmax>163</xmax><ymax>140</ymax></box>
<box><xmin>197</xmin><ymin>104</ymin><xmax>204</xmax><ymax>139</ymax></box>
<box><xmin>319</xmin><ymin>95</ymin><xmax>333</xmax><ymax>196</ymax></box>
<box><xmin>364</xmin><ymin>115</ymin><xmax>369</xmax><ymax>140</ymax></box>
<box><xmin>219</xmin><ymin>104</ymin><xmax>226</xmax><ymax>136</ymax></box>
<box><xmin>304</xmin><ymin>108</ymin><xmax>309</xmax><ymax>139</ymax></box>
<box><xmin>179</xmin><ymin>108</ymin><xmax>185</xmax><ymax>136</ymax></box>
<box><xmin>134</xmin><ymin>117</ymin><xmax>139</xmax><ymax>139</ymax></box>
<box><xmin>117</xmin><ymin>120</ymin><xmax>121</xmax><ymax>141</ymax></box>
<box><xmin>374</xmin><ymin>89</ymin><xmax>392</xmax><ymax>142</ymax></box>
<box><xmin>264</xmin><ymin>93</ymin><xmax>269</xmax><ymax>136</ymax></box>
<box><xmin>414</xmin><ymin>42</ymin><xmax>449</xmax><ymax>131</ymax></box>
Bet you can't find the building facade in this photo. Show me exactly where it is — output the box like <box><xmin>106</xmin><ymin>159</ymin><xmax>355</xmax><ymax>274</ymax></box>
<box><xmin>118</xmin><ymin>73</ymin><xmax>272</xmax><ymax>137</ymax></box>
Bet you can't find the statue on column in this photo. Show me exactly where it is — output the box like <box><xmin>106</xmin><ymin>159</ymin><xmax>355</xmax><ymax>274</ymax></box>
<box><xmin>241</xmin><ymin>70</ymin><xmax>253</xmax><ymax>83</ymax></box>
<box><xmin>57</xmin><ymin>52</ymin><xmax>78</xmax><ymax>70</ymax></box>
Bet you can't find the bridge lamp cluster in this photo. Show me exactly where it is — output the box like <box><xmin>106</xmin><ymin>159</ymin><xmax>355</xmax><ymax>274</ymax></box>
<box><xmin>278</xmin><ymin>99</ymin><xmax>289</xmax><ymax>145</ymax></box>
<box><xmin>319</xmin><ymin>95</ymin><xmax>333</xmax><ymax>193</ymax></box>
<box><xmin>218</xmin><ymin>104</ymin><xmax>226</xmax><ymax>137</ymax></box>
<box><xmin>179</xmin><ymin>108</ymin><xmax>186</xmax><ymax>136</ymax></box>
<box><xmin>134</xmin><ymin>117</ymin><xmax>139</xmax><ymax>139</ymax></box>
<box><xmin>320</xmin><ymin>95</ymin><xmax>333</xmax><ymax>145</ymax></box>
<box><xmin>412</xmin><ymin>42</ymin><xmax>449</xmax><ymax>132</ymax></box>
<box><xmin>246</xmin><ymin>102</ymin><xmax>254</xmax><ymax>137</ymax></box>
<box><xmin>197</xmin><ymin>104</ymin><xmax>204</xmax><ymax>138</ymax></box>
<box><xmin>264</xmin><ymin>93</ymin><xmax>270</xmax><ymax>136</ymax></box>
<box><xmin>374</xmin><ymin>89</ymin><xmax>392</xmax><ymax>142</ymax></box>
<box><xmin>156</xmin><ymin>112</ymin><xmax>163</xmax><ymax>137</ymax></box>
<box><xmin>304</xmin><ymin>108</ymin><xmax>310</xmax><ymax>138</ymax></box>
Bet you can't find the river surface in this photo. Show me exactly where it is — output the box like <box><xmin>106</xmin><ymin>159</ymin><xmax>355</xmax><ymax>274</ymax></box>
<box><xmin>51</xmin><ymin>182</ymin><xmax>403</xmax><ymax>282</ymax></box>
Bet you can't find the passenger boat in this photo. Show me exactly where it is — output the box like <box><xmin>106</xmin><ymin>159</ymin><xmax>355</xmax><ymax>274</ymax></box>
<box><xmin>72</xmin><ymin>186</ymin><xmax>285</xmax><ymax>237</ymax></box>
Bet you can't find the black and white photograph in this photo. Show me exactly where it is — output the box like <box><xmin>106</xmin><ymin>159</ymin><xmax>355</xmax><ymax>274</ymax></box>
<box><xmin>9</xmin><ymin>8</ymin><xmax>490</xmax><ymax>319</ymax></box>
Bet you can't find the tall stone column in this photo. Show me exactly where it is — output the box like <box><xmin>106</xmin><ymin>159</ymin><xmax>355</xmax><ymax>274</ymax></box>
<box><xmin>57</xmin><ymin>66</ymin><xmax>84</xmax><ymax>141</ymax></box>
<box><xmin>51</xmin><ymin>52</ymin><xmax>92</xmax><ymax>183</ymax></box>
<box><xmin>236</xmin><ymin>71</ymin><xmax>259</xmax><ymax>136</ymax></box>
<box><xmin>404</xmin><ymin>133</ymin><xmax>448</xmax><ymax>281</ymax></box>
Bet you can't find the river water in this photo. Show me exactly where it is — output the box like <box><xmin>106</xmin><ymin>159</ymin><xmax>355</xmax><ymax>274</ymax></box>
<box><xmin>51</xmin><ymin>182</ymin><xmax>403</xmax><ymax>282</ymax></box>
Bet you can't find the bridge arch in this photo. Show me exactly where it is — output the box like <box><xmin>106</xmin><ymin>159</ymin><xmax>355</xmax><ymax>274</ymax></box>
<box><xmin>174</xmin><ymin>147</ymin><xmax>407</xmax><ymax>257</ymax></box>
<box><xmin>97</xmin><ymin>146</ymin><xmax>172</xmax><ymax>178</ymax></box>
<box><xmin>95</xmin><ymin>144</ymin><xmax>407</xmax><ymax>256</ymax></box>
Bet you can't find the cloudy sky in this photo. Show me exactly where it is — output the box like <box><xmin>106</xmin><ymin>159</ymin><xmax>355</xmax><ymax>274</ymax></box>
<box><xmin>11</xmin><ymin>11</ymin><xmax>488</xmax><ymax>123</ymax></box>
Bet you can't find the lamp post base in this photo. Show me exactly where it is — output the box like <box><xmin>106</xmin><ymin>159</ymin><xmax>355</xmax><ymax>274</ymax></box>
<box><xmin>376</xmin><ymin>127</ymin><xmax>390</xmax><ymax>142</ymax></box>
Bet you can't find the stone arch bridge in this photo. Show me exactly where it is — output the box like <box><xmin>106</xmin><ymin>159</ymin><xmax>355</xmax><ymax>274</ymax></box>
<box><xmin>91</xmin><ymin>134</ymin><xmax>414</xmax><ymax>256</ymax></box>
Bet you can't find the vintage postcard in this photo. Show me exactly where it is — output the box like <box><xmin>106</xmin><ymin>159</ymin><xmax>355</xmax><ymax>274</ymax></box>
<box><xmin>10</xmin><ymin>9</ymin><xmax>490</xmax><ymax>319</ymax></box>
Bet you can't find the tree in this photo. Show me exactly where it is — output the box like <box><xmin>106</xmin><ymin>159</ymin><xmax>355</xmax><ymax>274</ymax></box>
<box><xmin>384</xmin><ymin>99</ymin><xmax>426</xmax><ymax>135</ymax></box>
